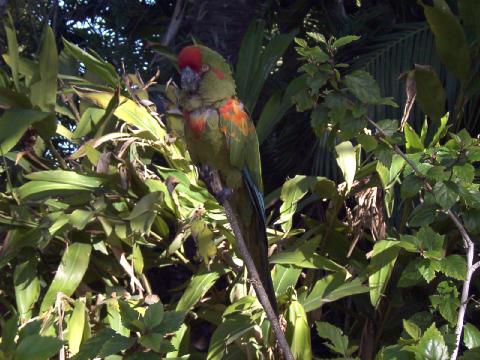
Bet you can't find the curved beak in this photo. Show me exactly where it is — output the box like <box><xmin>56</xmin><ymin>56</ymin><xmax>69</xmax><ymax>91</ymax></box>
<box><xmin>181</xmin><ymin>66</ymin><xmax>200</xmax><ymax>92</ymax></box>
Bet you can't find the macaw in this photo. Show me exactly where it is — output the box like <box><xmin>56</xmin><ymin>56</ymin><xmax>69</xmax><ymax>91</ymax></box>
<box><xmin>177</xmin><ymin>45</ymin><xmax>277</xmax><ymax>310</ymax></box>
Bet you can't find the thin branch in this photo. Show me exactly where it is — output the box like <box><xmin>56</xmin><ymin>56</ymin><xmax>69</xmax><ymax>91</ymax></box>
<box><xmin>161</xmin><ymin>0</ymin><xmax>187</xmax><ymax>46</ymax></box>
<box><xmin>207</xmin><ymin>170</ymin><xmax>294</xmax><ymax>360</ymax></box>
<box><xmin>365</xmin><ymin>115</ymin><xmax>478</xmax><ymax>360</ymax></box>
<box><xmin>47</xmin><ymin>140</ymin><xmax>68</xmax><ymax>170</ymax></box>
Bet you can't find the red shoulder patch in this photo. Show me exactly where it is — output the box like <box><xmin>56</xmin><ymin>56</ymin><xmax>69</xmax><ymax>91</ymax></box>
<box><xmin>187</xmin><ymin>112</ymin><xmax>207</xmax><ymax>135</ymax></box>
<box><xmin>178</xmin><ymin>46</ymin><xmax>202</xmax><ymax>72</ymax></box>
<box><xmin>212</xmin><ymin>68</ymin><xmax>225</xmax><ymax>80</ymax></box>
<box><xmin>219</xmin><ymin>98</ymin><xmax>252</xmax><ymax>136</ymax></box>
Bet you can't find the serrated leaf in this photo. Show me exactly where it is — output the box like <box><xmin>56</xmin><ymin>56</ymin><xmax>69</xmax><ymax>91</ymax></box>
<box><xmin>315</xmin><ymin>321</ymin><xmax>348</xmax><ymax>356</ymax></box>
<box><xmin>144</xmin><ymin>301</ymin><xmax>165</xmax><ymax>332</ymax></box>
<box><xmin>410</xmin><ymin>323</ymin><xmax>449</xmax><ymax>360</ymax></box>
<box><xmin>344</xmin><ymin>70</ymin><xmax>382</xmax><ymax>104</ymax></box>
<box><xmin>441</xmin><ymin>255</ymin><xmax>467</xmax><ymax>280</ymax></box>
<box><xmin>464</xmin><ymin>323</ymin><xmax>480</xmax><ymax>350</ymax></box>
<box><xmin>409</xmin><ymin>203</ymin><xmax>438</xmax><ymax>227</ymax></box>
<box><xmin>433</xmin><ymin>181</ymin><xmax>459</xmax><ymax>210</ymax></box>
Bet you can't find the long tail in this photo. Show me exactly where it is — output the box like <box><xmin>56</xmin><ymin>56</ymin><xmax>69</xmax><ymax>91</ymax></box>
<box><xmin>240</xmin><ymin>169</ymin><xmax>278</xmax><ymax>314</ymax></box>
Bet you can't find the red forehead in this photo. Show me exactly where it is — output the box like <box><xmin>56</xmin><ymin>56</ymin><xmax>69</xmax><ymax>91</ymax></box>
<box><xmin>178</xmin><ymin>46</ymin><xmax>202</xmax><ymax>72</ymax></box>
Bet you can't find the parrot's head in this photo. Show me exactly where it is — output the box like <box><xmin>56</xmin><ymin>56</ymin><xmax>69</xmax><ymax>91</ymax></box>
<box><xmin>178</xmin><ymin>45</ymin><xmax>236</xmax><ymax>106</ymax></box>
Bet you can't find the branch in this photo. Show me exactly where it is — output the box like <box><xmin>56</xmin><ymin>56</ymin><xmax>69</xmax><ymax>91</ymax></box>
<box><xmin>207</xmin><ymin>170</ymin><xmax>294</xmax><ymax>360</ymax></box>
<box><xmin>161</xmin><ymin>0</ymin><xmax>187</xmax><ymax>46</ymax></box>
<box><xmin>365</xmin><ymin>116</ymin><xmax>478</xmax><ymax>360</ymax></box>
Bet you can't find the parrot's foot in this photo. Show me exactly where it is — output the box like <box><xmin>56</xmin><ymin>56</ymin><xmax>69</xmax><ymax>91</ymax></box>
<box><xmin>217</xmin><ymin>187</ymin><xmax>233</xmax><ymax>205</ymax></box>
<box><xmin>198</xmin><ymin>164</ymin><xmax>214</xmax><ymax>184</ymax></box>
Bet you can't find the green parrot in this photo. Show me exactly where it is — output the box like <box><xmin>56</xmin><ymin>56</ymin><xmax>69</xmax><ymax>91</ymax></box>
<box><xmin>178</xmin><ymin>45</ymin><xmax>277</xmax><ymax>310</ymax></box>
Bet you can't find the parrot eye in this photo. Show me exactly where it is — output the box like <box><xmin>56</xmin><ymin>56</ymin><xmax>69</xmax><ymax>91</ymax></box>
<box><xmin>201</xmin><ymin>64</ymin><xmax>210</xmax><ymax>73</ymax></box>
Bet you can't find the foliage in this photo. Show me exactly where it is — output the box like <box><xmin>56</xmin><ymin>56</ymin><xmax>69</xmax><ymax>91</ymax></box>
<box><xmin>1</xmin><ymin>0</ymin><xmax>480</xmax><ymax>359</ymax></box>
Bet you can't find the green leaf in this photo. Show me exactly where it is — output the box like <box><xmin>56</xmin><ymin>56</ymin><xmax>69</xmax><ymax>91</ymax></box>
<box><xmin>315</xmin><ymin>321</ymin><xmax>349</xmax><ymax>356</ymax></box>
<box><xmin>369</xmin><ymin>240</ymin><xmax>400</xmax><ymax>308</ymax></box>
<box><xmin>272</xmin><ymin>265</ymin><xmax>302</xmax><ymax>296</ymax></box>
<box><xmin>0</xmin><ymin>109</ymin><xmax>52</xmax><ymax>154</ymax></box>
<box><xmin>207</xmin><ymin>314</ymin><xmax>254</xmax><ymax>360</ymax></box>
<box><xmin>408</xmin><ymin>203</ymin><xmax>438</xmax><ymax>227</ymax></box>
<box><xmin>395</xmin><ymin>259</ymin><xmax>420</xmax><ymax>287</ymax></box>
<box><xmin>401</xmin><ymin>175</ymin><xmax>423</xmax><ymax>200</ymax></box>
<box><xmin>458</xmin><ymin>0</ymin><xmax>480</xmax><ymax>39</ymax></box>
<box><xmin>190</xmin><ymin>219</ymin><xmax>216</xmax><ymax>264</ymax></box>
<box><xmin>270</xmin><ymin>249</ymin><xmax>344</xmax><ymax>271</ymax></box>
<box><xmin>429</xmin><ymin>281</ymin><xmax>459</xmax><ymax>324</ymax></box>
<box><xmin>464</xmin><ymin>323</ymin><xmax>480</xmax><ymax>350</ymax></box>
<box><xmin>286</xmin><ymin>297</ymin><xmax>312</xmax><ymax>360</ymax></box>
<box><xmin>429</xmin><ymin>112</ymin><xmax>449</xmax><ymax>147</ymax></box>
<box><xmin>332</xmin><ymin>35</ymin><xmax>360</xmax><ymax>49</ymax></box>
<box><xmin>409</xmin><ymin>323</ymin><xmax>449</xmax><ymax>359</ymax></box>
<box><xmin>417</xmin><ymin>226</ymin><xmax>444</xmax><ymax>259</ymax></box>
<box><xmin>40</xmin><ymin>243</ymin><xmax>92</xmax><ymax>313</ymax></box>
<box><xmin>404</xmin><ymin>123</ymin><xmax>424</xmax><ymax>153</ymax></box>
<box><xmin>335</xmin><ymin>141</ymin><xmax>356</xmax><ymax>191</ymax></box>
<box><xmin>276</xmin><ymin>175</ymin><xmax>318</xmax><ymax>233</ymax></box>
<box><xmin>302</xmin><ymin>274</ymin><xmax>369</xmax><ymax>312</ymax></box>
<box><xmin>14</xmin><ymin>257</ymin><xmax>40</xmax><ymax>321</ymax></box>
<box><xmin>118</xmin><ymin>300</ymin><xmax>144</xmax><ymax>332</ymax></box>
<box><xmin>72</xmin><ymin>328</ymin><xmax>135</xmax><ymax>360</ymax></box>
<box><xmin>106</xmin><ymin>299</ymin><xmax>130</xmax><ymax>337</ymax></box>
<box><xmin>453</xmin><ymin>164</ymin><xmax>475</xmax><ymax>183</ymax></box>
<box><xmin>127</xmin><ymin>192</ymin><xmax>162</xmax><ymax>236</ymax></box>
<box><xmin>75</xmin><ymin>90</ymin><xmax>165</xmax><ymax>140</ymax></box>
<box><xmin>14</xmin><ymin>335</ymin><xmax>63</xmax><ymax>360</ymax></box>
<box><xmin>344</xmin><ymin>70</ymin><xmax>382</xmax><ymax>104</ymax></box>
<box><xmin>176</xmin><ymin>272</ymin><xmax>220</xmax><ymax>312</ymax></box>
<box><xmin>403</xmin><ymin>319</ymin><xmax>422</xmax><ymax>340</ymax></box>
<box><xmin>441</xmin><ymin>255</ymin><xmax>467</xmax><ymax>280</ymax></box>
<box><xmin>67</xmin><ymin>300</ymin><xmax>87</xmax><ymax>355</ymax></box>
<box><xmin>246</xmin><ymin>30</ymin><xmax>297</xmax><ymax>111</ymax></box>
<box><xmin>413</xmin><ymin>65</ymin><xmax>446</xmax><ymax>122</ymax></box>
<box><xmin>26</xmin><ymin>170</ymin><xmax>104</xmax><ymax>187</ymax></box>
<box><xmin>256</xmin><ymin>75</ymin><xmax>307</xmax><ymax>144</ymax></box>
<box><xmin>421</xmin><ymin>0</ymin><xmax>471</xmax><ymax>83</ymax></box>
<box><xmin>63</xmin><ymin>39</ymin><xmax>118</xmax><ymax>85</ymax></box>
<box><xmin>30</xmin><ymin>26</ymin><xmax>58</xmax><ymax>112</ymax></box>
<box><xmin>4</xmin><ymin>12</ymin><xmax>20</xmax><ymax>91</ymax></box>
<box><xmin>73</xmin><ymin>108</ymin><xmax>106</xmax><ymax>139</ymax></box>
<box><xmin>460</xmin><ymin>348</ymin><xmax>480</xmax><ymax>360</ymax></box>
<box><xmin>69</xmin><ymin>209</ymin><xmax>93</xmax><ymax>230</ymax></box>
<box><xmin>144</xmin><ymin>301</ymin><xmax>165</xmax><ymax>331</ymax></box>
<box><xmin>433</xmin><ymin>181</ymin><xmax>459</xmax><ymax>210</ymax></box>
<box><xmin>418</xmin><ymin>259</ymin><xmax>441</xmax><ymax>283</ymax></box>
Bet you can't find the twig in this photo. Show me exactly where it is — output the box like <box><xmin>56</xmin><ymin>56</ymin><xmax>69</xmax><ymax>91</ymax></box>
<box><xmin>365</xmin><ymin>115</ymin><xmax>479</xmax><ymax>360</ymax></box>
<box><xmin>47</xmin><ymin>140</ymin><xmax>68</xmax><ymax>170</ymax></box>
<box><xmin>161</xmin><ymin>0</ymin><xmax>187</xmax><ymax>46</ymax></box>
<box><xmin>207</xmin><ymin>170</ymin><xmax>294</xmax><ymax>360</ymax></box>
